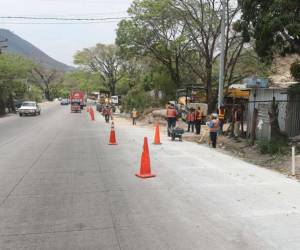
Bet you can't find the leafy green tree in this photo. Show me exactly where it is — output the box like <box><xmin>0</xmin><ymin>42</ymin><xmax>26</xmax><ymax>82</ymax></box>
<box><xmin>288</xmin><ymin>60</ymin><xmax>300</xmax><ymax>95</ymax></box>
<box><xmin>31</xmin><ymin>66</ymin><xmax>64</xmax><ymax>101</ymax></box>
<box><xmin>0</xmin><ymin>54</ymin><xmax>34</xmax><ymax>114</ymax></box>
<box><xmin>117</xmin><ymin>0</ymin><xmax>250</xmax><ymax>111</ymax></box>
<box><xmin>63</xmin><ymin>71</ymin><xmax>104</xmax><ymax>94</ymax></box>
<box><xmin>116</xmin><ymin>0</ymin><xmax>190</xmax><ymax>88</ymax></box>
<box><xmin>239</xmin><ymin>0</ymin><xmax>300</xmax><ymax>59</ymax></box>
<box><xmin>74</xmin><ymin>44</ymin><xmax>123</xmax><ymax>95</ymax></box>
<box><xmin>221</xmin><ymin>46</ymin><xmax>270</xmax><ymax>86</ymax></box>
<box><xmin>24</xmin><ymin>85</ymin><xmax>43</xmax><ymax>103</ymax></box>
<box><xmin>142</xmin><ymin>62</ymin><xmax>176</xmax><ymax>102</ymax></box>
<box><xmin>291</xmin><ymin>60</ymin><xmax>300</xmax><ymax>82</ymax></box>
<box><xmin>122</xmin><ymin>84</ymin><xmax>154</xmax><ymax>113</ymax></box>
<box><xmin>171</xmin><ymin>0</ymin><xmax>249</xmax><ymax>110</ymax></box>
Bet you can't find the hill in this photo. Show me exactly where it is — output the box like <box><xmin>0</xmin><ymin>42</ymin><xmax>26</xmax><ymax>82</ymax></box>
<box><xmin>0</xmin><ymin>29</ymin><xmax>74</xmax><ymax>71</ymax></box>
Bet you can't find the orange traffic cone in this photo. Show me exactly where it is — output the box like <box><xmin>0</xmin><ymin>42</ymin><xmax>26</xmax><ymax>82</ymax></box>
<box><xmin>136</xmin><ymin>137</ymin><xmax>156</xmax><ymax>178</ymax></box>
<box><xmin>153</xmin><ymin>123</ymin><xmax>161</xmax><ymax>145</ymax></box>
<box><xmin>108</xmin><ymin>121</ymin><xmax>118</xmax><ymax>145</ymax></box>
<box><xmin>90</xmin><ymin>107</ymin><xmax>95</xmax><ymax>121</ymax></box>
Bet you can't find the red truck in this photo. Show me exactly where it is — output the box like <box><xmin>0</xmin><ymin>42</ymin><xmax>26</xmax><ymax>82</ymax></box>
<box><xmin>70</xmin><ymin>91</ymin><xmax>85</xmax><ymax>113</ymax></box>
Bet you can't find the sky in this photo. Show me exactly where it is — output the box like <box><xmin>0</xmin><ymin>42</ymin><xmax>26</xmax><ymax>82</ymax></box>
<box><xmin>0</xmin><ymin>0</ymin><xmax>133</xmax><ymax>65</ymax></box>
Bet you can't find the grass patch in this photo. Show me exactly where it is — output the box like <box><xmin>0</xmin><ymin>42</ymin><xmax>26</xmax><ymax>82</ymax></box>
<box><xmin>257</xmin><ymin>138</ymin><xmax>289</xmax><ymax>155</ymax></box>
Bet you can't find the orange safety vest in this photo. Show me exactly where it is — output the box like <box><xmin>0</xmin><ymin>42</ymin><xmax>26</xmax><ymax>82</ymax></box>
<box><xmin>103</xmin><ymin>108</ymin><xmax>111</xmax><ymax>115</ymax></box>
<box><xmin>187</xmin><ymin>112</ymin><xmax>195</xmax><ymax>122</ymax></box>
<box><xmin>209</xmin><ymin>119</ymin><xmax>219</xmax><ymax>132</ymax></box>
<box><xmin>132</xmin><ymin>111</ymin><xmax>138</xmax><ymax>118</ymax></box>
<box><xmin>218</xmin><ymin>110</ymin><xmax>225</xmax><ymax>120</ymax></box>
<box><xmin>195</xmin><ymin>110</ymin><xmax>202</xmax><ymax>121</ymax></box>
<box><xmin>167</xmin><ymin>108</ymin><xmax>177</xmax><ymax>118</ymax></box>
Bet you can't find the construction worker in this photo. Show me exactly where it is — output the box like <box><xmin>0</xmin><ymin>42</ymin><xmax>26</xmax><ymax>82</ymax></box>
<box><xmin>132</xmin><ymin>108</ymin><xmax>138</xmax><ymax>125</ymax></box>
<box><xmin>218</xmin><ymin>105</ymin><xmax>225</xmax><ymax>135</ymax></box>
<box><xmin>166</xmin><ymin>103</ymin><xmax>177</xmax><ymax>137</ymax></box>
<box><xmin>195</xmin><ymin>107</ymin><xmax>203</xmax><ymax>135</ymax></box>
<box><xmin>102</xmin><ymin>105</ymin><xmax>111</xmax><ymax>123</ymax></box>
<box><xmin>208</xmin><ymin>113</ymin><xmax>219</xmax><ymax>148</ymax></box>
<box><xmin>186</xmin><ymin>108</ymin><xmax>195</xmax><ymax>133</ymax></box>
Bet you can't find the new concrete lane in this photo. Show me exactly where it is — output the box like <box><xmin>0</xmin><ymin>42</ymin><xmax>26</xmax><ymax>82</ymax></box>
<box><xmin>1</xmin><ymin>104</ymin><xmax>300</xmax><ymax>249</ymax></box>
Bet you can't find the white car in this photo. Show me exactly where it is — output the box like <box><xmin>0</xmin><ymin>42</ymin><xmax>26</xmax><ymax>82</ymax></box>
<box><xmin>19</xmin><ymin>101</ymin><xmax>41</xmax><ymax>117</ymax></box>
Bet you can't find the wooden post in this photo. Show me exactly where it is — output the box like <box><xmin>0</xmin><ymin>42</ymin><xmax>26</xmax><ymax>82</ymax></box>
<box><xmin>230</xmin><ymin>106</ymin><xmax>235</xmax><ymax>138</ymax></box>
<box><xmin>292</xmin><ymin>146</ymin><xmax>296</xmax><ymax>176</ymax></box>
<box><xmin>251</xmin><ymin>108</ymin><xmax>258</xmax><ymax>146</ymax></box>
<box><xmin>241</xmin><ymin>104</ymin><xmax>244</xmax><ymax>137</ymax></box>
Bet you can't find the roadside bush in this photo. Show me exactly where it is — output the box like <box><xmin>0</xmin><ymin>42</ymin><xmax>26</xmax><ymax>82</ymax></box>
<box><xmin>257</xmin><ymin>138</ymin><xmax>288</xmax><ymax>155</ymax></box>
<box><xmin>24</xmin><ymin>85</ymin><xmax>43</xmax><ymax>103</ymax></box>
<box><xmin>122</xmin><ymin>87</ymin><xmax>153</xmax><ymax>113</ymax></box>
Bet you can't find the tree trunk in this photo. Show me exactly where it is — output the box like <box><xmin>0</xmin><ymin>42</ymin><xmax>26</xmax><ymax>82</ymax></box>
<box><xmin>250</xmin><ymin>108</ymin><xmax>258</xmax><ymax>146</ymax></box>
<box><xmin>269</xmin><ymin>97</ymin><xmax>285</xmax><ymax>139</ymax></box>
<box><xmin>8</xmin><ymin>94</ymin><xmax>15</xmax><ymax>113</ymax></box>
<box><xmin>110</xmin><ymin>81</ymin><xmax>116</xmax><ymax>96</ymax></box>
<box><xmin>205</xmin><ymin>64</ymin><xmax>214</xmax><ymax>114</ymax></box>
<box><xmin>45</xmin><ymin>90</ymin><xmax>50</xmax><ymax>101</ymax></box>
<box><xmin>0</xmin><ymin>95</ymin><xmax>5</xmax><ymax>116</ymax></box>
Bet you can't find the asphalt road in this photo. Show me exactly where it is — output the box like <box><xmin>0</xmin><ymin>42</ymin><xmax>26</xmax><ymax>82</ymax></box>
<box><xmin>1</xmin><ymin>102</ymin><xmax>300</xmax><ymax>249</ymax></box>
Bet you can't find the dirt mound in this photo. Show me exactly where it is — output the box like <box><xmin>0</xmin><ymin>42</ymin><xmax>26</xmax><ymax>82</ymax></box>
<box><xmin>270</xmin><ymin>54</ymin><xmax>300</xmax><ymax>85</ymax></box>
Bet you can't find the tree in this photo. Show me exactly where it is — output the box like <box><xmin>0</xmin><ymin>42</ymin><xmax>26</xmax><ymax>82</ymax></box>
<box><xmin>171</xmin><ymin>0</ymin><xmax>249</xmax><ymax>110</ymax></box>
<box><xmin>24</xmin><ymin>85</ymin><xmax>43</xmax><ymax>103</ymax></box>
<box><xmin>31</xmin><ymin>66</ymin><xmax>63</xmax><ymax>101</ymax></box>
<box><xmin>287</xmin><ymin>60</ymin><xmax>300</xmax><ymax>95</ymax></box>
<box><xmin>239</xmin><ymin>0</ymin><xmax>300</xmax><ymax>59</ymax></box>
<box><xmin>291</xmin><ymin>60</ymin><xmax>300</xmax><ymax>82</ymax></box>
<box><xmin>0</xmin><ymin>54</ymin><xmax>34</xmax><ymax>115</ymax></box>
<box><xmin>117</xmin><ymin>0</ymin><xmax>251</xmax><ymax>111</ymax></box>
<box><xmin>116</xmin><ymin>0</ymin><xmax>191</xmax><ymax>88</ymax></box>
<box><xmin>225</xmin><ymin>46</ymin><xmax>270</xmax><ymax>84</ymax></box>
<box><xmin>63</xmin><ymin>70</ymin><xmax>104</xmax><ymax>94</ymax></box>
<box><xmin>74</xmin><ymin>44</ymin><xmax>123</xmax><ymax>95</ymax></box>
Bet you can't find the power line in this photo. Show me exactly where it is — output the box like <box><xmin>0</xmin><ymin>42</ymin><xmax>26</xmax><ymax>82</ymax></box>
<box><xmin>0</xmin><ymin>16</ymin><xmax>129</xmax><ymax>21</ymax></box>
<box><xmin>17</xmin><ymin>11</ymin><xmax>127</xmax><ymax>17</ymax></box>
<box><xmin>0</xmin><ymin>21</ymin><xmax>122</xmax><ymax>25</ymax></box>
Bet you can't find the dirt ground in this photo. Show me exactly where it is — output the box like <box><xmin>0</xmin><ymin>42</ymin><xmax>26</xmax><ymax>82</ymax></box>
<box><xmin>114</xmin><ymin>112</ymin><xmax>299</xmax><ymax>181</ymax></box>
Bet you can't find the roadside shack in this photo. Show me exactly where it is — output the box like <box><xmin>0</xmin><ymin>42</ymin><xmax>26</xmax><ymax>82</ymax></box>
<box><xmin>246</xmin><ymin>82</ymin><xmax>300</xmax><ymax>140</ymax></box>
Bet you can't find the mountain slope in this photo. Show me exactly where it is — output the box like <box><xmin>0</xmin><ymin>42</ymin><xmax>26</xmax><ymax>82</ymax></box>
<box><xmin>0</xmin><ymin>29</ymin><xmax>74</xmax><ymax>71</ymax></box>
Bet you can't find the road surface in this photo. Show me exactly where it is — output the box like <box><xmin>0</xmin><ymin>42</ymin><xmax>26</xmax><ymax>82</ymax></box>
<box><xmin>1</xmin><ymin>102</ymin><xmax>300</xmax><ymax>249</ymax></box>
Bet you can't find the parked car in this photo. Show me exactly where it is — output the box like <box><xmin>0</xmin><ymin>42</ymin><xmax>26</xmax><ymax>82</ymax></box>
<box><xmin>60</xmin><ymin>99</ymin><xmax>69</xmax><ymax>105</ymax></box>
<box><xmin>19</xmin><ymin>101</ymin><xmax>41</xmax><ymax>117</ymax></box>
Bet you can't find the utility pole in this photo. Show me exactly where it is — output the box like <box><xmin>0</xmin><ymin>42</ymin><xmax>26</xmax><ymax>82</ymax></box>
<box><xmin>0</xmin><ymin>38</ymin><xmax>8</xmax><ymax>54</ymax></box>
<box><xmin>218</xmin><ymin>0</ymin><xmax>226</xmax><ymax>108</ymax></box>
